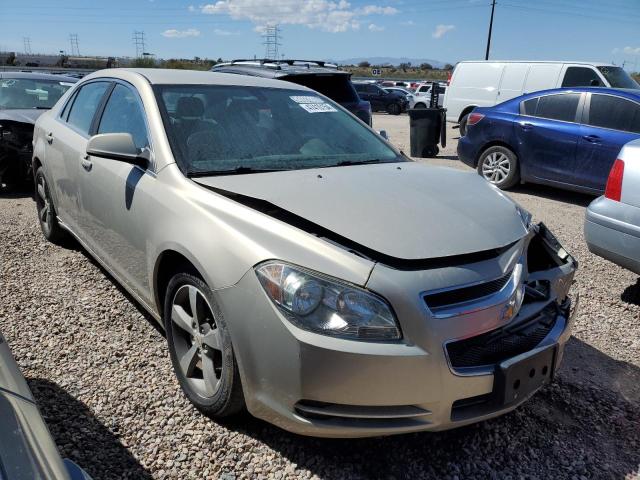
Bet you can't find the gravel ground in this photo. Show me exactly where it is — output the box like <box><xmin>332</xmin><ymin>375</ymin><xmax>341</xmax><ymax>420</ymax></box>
<box><xmin>1</xmin><ymin>114</ymin><xmax>639</xmax><ymax>479</ymax></box>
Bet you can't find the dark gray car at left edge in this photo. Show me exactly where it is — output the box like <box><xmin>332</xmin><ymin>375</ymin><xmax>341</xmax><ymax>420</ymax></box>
<box><xmin>0</xmin><ymin>72</ymin><xmax>77</xmax><ymax>189</ymax></box>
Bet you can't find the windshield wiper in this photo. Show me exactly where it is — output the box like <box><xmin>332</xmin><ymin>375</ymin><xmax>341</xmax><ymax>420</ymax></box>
<box><xmin>187</xmin><ymin>166</ymin><xmax>286</xmax><ymax>177</ymax></box>
<box><xmin>334</xmin><ymin>159</ymin><xmax>384</xmax><ymax>167</ymax></box>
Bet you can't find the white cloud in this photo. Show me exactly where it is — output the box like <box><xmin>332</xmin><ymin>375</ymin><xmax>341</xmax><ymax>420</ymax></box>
<box><xmin>623</xmin><ymin>46</ymin><xmax>640</xmax><ymax>55</ymax></box>
<box><xmin>214</xmin><ymin>28</ymin><xmax>239</xmax><ymax>36</ymax></box>
<box><xmin>199</xmin><ymin>0</ymin><xmax>397</xmax><ymax>33</ymax></box>
<box><xmin>368</xmin><ymin>23</ymin><xmax>384</xmax><ymax>31</ymax></box>
<box><xmin>188</xmin><ymin>5</ymin><xmax>196</xmax><ymax>11</ymax></box>
<box><xmin>432</xmin><ymin>24</ymin><xmax>454</xmax><ymax>39</ymax></box>
<box><xmin>162</xmin><ymin>28</ymin><xmax>201</xmax><ymax>38</ymax></box>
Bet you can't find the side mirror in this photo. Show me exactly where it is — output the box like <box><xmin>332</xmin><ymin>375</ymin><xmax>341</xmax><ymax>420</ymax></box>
<box><xmin>378</xmin><ymin>130</ymin><xmax>389</xmax><ymax>140</ymax></box>
<box><xmin>86</xmin><ymin>133</ymin><xmax>147</xmax><ymax>167</ymax></box>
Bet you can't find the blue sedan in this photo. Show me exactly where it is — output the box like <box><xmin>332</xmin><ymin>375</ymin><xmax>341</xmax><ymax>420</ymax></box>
<box><xmin>457</xmin><ymin>87</ymin><xmax>640</xmax><ymax>193</ymax></box>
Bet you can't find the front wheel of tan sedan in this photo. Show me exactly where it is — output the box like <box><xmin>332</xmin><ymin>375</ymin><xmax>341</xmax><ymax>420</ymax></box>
<box><xmin>164</xmin><ymin>273</ymin><xmax>244</xmax><ymax>417</ymax></box>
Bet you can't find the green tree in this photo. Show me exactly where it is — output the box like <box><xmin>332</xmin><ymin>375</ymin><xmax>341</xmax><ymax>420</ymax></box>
<box><xmin>420</xmin><ymin>63</ymin><xmax>433</xmax><ymax>70</ymax></box>
<box><xmin>444</xmin><ymin>63</ymin><xmax>454</xmax><ymax>70</ymax></box>
<box><xmin>358</xmin><ymin>60</ymin><xmax>371</xmax><ymax>68</ymax></box>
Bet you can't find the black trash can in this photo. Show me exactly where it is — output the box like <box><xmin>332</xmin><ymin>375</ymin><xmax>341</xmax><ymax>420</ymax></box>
<box><xmin>408</xmin><ymin>107</ymin><xmax>446</xmax><ymax>158</ymax></box>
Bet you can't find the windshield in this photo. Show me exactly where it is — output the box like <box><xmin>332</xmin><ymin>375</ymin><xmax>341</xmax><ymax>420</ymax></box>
<box><xmin>597</xmin><ymin>67</ymin><xmax>640</xmax><ymax>89</ymax></box>
<box><xmin>0</xmin><ymin>78</ymin><xmax>75</xmax><ymax>109</ymax></box>
<box><xmin>155</xmin><ymin>85</ymin><xmax>402</xmax><ymax>175</ymax></box>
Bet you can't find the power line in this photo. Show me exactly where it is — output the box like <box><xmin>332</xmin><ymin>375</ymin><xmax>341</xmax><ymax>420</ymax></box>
<box><xmin>69</xmin><ymin>33</ymin><xmax>80</xmax><ymax>56</ymax></box>
<box><xmin>133</xmin><ymin>30</ymin><xmax>146</xmax><ymax>58</ymax></box>
<box><xmin>262</xmin><ymin>24</ymin><xmax>281</xmax><ymax>60</ymax></box>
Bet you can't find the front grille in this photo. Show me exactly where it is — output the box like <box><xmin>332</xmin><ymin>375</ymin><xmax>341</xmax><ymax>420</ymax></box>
<box><xmin>446</xmin><ymin>303</ymin><xmax>557</xmax><ymax>369</ymax></box>
<box><xmin>424</xmin><ymin>270</ymin><xmax>512</xmax><ymax>311</ymax></box>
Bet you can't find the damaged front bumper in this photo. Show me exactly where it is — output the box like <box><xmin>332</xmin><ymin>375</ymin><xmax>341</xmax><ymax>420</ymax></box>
<box><xmin>218</xmin><ymin>222</ymin><xmax>577</xmax><ymax>437</ymax></box>
<box><xmin>0</xmin><ymin>121</ymin><xmax>35</xmax><ymax>187</ymax></box>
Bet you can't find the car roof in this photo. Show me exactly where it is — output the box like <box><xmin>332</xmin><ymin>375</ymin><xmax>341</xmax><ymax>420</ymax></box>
<box><xmin>79</xmin><ymin>68</ymin><xmax>311</xmax><ymax>90</ymax></box>
<box><xmin>519</xmin><ymin>86</ymin><xmax>640</xmax><ymax>100</ymax></box>
<box><xmin>211</xmin><ymin>60</ymin><xmax>350</xmax><ymax>79</ymax></box>
<box><xmin>458</xmin><ymin>60</ymin><xmax>615</xmax><ymax>67</ymax></box>
<box><xmin>0</xmin><ymin>71</ymin><xmax>78</xmax><ymax>82</ymax></box>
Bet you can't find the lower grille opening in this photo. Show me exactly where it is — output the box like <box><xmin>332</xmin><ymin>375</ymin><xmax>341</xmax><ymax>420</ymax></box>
<box><xmin>295</xmin><ymin>400</ymin><xmax>431</xmax><ymax>423</ymax></box>
<box><xmin>446</xmin><ymin>303</ymin><xmax>558</xmax><ymax>369</ymax></box>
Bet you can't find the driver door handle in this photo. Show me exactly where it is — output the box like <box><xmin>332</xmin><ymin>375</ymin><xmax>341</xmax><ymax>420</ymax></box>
<box><xmin>46</xmin><ymin>132</ymin><xmax>54</xmax><ymax>144</ymax></box>
<box><xmin>81</xmin><ymin>156</ymin><xmax>93</xmax><ymax>172</ymax></box>
<box><xmin>519</xmin><ymin>122</ymin><xmax>533</xmax><ymax>131</ymax></box>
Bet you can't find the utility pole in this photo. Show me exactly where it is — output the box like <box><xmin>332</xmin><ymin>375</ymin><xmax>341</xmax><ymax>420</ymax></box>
<box><xmin>133</xmin><ymin>31</ymin><xmax>146</xmax><ymax>58</ymax></box>
<box><xmin>485</xmin><ymin>0</ymin><xmax>496</xmax><ymax>61</ymax></box>
<box><xmin>23</xmin><ymin>37</ymin><xmax>32</xmax><ymax>55</ymax></box>
<box><xmin>262</xmin><ymin>25</ymin><xmax>281</xmax><ymax>60</ymax></box>
<box><xmin>69</xmin><ymin>34</ymin><xmax>80</xmax><ymax>56</ymax></box>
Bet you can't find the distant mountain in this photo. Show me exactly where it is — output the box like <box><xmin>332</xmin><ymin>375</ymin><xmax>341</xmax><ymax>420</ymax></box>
<box><xmin>332</xmin><ymin>57</ymin><xmax>447</xmax><ymax>68</ymax></box>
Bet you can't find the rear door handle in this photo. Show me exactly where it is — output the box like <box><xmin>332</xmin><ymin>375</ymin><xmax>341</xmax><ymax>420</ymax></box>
<box><xmin>582</xmin><ymin>134</ymin><xmax>601</xmax><ymax>143</ymax></box>
<box><xmin>519</xmin><ymin>122</ymin><xmax>533</xmax><ymax>131</ymax></box>
<box><xmin>81</xmin><ymin>156</ymin><xmax>93</xmax><ymax>172</ymax></box>
<box><xmin>46</xmin><ymin>132</ymin><xmax>54</xmax><ymax>144</ymax></box>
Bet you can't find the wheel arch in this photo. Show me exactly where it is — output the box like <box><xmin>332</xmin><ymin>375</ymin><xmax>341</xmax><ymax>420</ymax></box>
<box><xmin>475</xmin><ymin>141</ymin><xmax>518</xmax><ymax>168</ymax></box>
<box><xmin>153</xmin><ymin>248</ymin><xmax>207</xmax><ymax>325</ymax></box>
<box><xmin>458</xmin><ymin>105</ymin><xmax>477</xmax><ymax>123</ymax></box>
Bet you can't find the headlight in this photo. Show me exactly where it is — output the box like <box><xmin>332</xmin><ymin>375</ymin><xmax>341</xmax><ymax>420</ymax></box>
<box><xmin>255</xmin><ymin>262</ymin><xmax>400</xmax><ymax>341</ymax></box>
<box><xmin>515</xmin><ymin>204</ymin><xmax>532</xmax><ymax>229</ymax></box>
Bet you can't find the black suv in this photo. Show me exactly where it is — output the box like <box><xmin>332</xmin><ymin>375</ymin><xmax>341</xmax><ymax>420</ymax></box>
<box><xmin>211</xmin><ymin>59</ymin><xmax>372</xmax><ymax>125</ymax></box>
<box><xmin>353</xmin><ymin>82</ymin><xmax>408</xmax><ymax>115</ymax></box>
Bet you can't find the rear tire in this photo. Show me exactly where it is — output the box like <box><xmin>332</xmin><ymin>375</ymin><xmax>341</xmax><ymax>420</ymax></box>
<box><xmin>414</xmin><ymin>102</ymin><xmax>426</xmax><ymax>109</ymax></box>
<box><xmin>477</xmin><ymin>146</ymin><xmax>520</xmax><ymax>190</ymax></box>
<box><xmin>34</xmin><ymin>167</ymin><xmax>69</xmax><ymax>245</ymax></box>
<box><xmin>387</xmin><ymin>103</ymin><xmax>401</xmax><ymax>115</ymax></box>
<box><xmin>164</xmin><ymin>273</ymin><xmax>245</xmax><ymax>418</ymax></box>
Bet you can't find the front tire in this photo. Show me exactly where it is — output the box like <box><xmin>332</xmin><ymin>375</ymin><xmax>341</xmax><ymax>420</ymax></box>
<box><xmin>477</xmin><ymin>146</ymin><xmax>520</xmax><ymax>189</ymax></box>
<box><xmin>34</xmin><ymin>167</ymin><xmax>69</xmax><ymax>244</ymax></box>
<box><xmin>387</xmin><ymin>103</ymin><xmax>401</xmax><ymax>115</ymax></box>
<box><xmin>164</xmin><ymin>273</ymin><xmax>244</xmax><ymax>418</ymax></box>
<box><xmin>414</xmin><ymin>102</ymin><xmax>426</xmax><ymax>109</ymax></box>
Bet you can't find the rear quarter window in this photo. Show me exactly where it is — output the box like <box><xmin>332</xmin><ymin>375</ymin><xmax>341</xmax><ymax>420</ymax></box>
<box><xmin>524</xmin><ymin>93</ymin><xmax>581</xmax><ymax>122</ymax></box>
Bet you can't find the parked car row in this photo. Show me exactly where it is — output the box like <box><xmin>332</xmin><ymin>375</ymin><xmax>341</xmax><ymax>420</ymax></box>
<box><xmin>29</xmin><ymin>68</ymin><xmax>578</xmax><ymax>438</ymax></box>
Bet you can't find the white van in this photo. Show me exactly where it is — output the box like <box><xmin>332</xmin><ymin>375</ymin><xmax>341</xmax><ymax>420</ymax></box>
<box><xmin>443</xmin><ymin>61</ymin><xmax>638</xmax><ymax>134</ymax></box>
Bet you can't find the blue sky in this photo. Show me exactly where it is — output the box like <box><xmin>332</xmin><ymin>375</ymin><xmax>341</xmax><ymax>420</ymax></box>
<box><xmin>1</xmin><ymin>0</ymin><xmax>639</xmax><ymax>69</ymax></box>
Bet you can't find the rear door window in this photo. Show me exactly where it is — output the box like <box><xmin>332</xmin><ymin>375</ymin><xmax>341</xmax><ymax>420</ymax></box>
<box><xmin>561</xmin><ymin>67</ymin><xmax>602</xmax><ymax>87</ymax></box>
<box><xmin>587</xmin><ymin>94</ymin><xmax>640</xmax><ymax>133</ymax></box>
<box><xmin>527</xmin><ymin>93</ymin><xmax>581</xmax><ymax>122</ymax></box>
<box><xmin>66</xmin><ymin>81</ymin><xmax>110</xmax><ymax>135</ymax></box>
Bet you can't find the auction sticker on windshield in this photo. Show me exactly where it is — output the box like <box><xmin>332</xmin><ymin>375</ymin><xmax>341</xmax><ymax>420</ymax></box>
<box><xmin>299</xmin><ymin>102</ymin><xmax>338</xmax><ymax>113</ymax></box>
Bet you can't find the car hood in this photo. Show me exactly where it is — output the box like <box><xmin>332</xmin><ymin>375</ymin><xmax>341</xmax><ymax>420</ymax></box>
<box><xmin>0</xmin><ymin>108</ymin><xmax>46</xmax><ymax>124</ymax></box>
<box><xmin>194</xmin><ymin>162</ymin><xmax>527</xmax><ymax>260</ymax></box>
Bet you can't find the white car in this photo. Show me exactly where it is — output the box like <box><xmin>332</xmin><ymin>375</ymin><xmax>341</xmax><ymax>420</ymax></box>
<box><xmin>412</xmin><ymin>83</ymin><xmax>446</xmax><ymax>108</ymax></box>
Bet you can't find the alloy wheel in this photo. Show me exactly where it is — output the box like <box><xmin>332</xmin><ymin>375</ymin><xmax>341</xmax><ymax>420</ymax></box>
<box><xmin>170</xmin><ymin>284</ymin><xmax>224</xmax><ymax>398</ymax></box>
<box><xmin>481</xmin><ymin>152</ymin><xmax>511</xmax><ymax>184</ymax></box>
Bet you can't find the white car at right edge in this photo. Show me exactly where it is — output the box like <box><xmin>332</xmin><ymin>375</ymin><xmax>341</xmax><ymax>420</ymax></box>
<box><xmin>585</xmin><ymin>139</ymin><xmax>640</xmax><ymax>274</ymax></box>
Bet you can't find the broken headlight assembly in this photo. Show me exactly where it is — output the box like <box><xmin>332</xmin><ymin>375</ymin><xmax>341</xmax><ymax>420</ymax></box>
<box><xmin>256</xmin><ymin>262</ymin><xmax>400</xmax><ymax>341</ymax></box>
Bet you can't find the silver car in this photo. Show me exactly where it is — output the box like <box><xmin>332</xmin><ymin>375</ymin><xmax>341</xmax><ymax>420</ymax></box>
<box><xmin>585</xmin><ymin>139</ymin><xmax>640</xmax><ymax>274</ymax></box>
<box><xmin>32</xmin><ymin>69</ymin><xmax>577</xmax><ymax>438</ymax></box>
<box><xmin>0</xmin><ymin>331</ymin><xmax>92</xmax><ymax>479</ymax></box>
